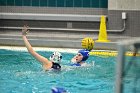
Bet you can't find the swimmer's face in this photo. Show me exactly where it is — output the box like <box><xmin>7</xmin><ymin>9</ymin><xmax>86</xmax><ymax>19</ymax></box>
<box><xmin>73</xmin><ymin>53</ymin><xmax>83</xmax><ymax>63</ymax></box>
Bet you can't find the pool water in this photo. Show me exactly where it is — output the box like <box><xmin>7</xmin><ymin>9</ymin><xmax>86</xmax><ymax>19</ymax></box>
<box><xmin>0</xmin><ymin>49</ymin><xmax>139</xmax><ymax>93</ymax></box>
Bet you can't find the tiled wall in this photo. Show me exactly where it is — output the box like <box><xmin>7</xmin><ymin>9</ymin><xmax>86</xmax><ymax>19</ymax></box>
<box><xmin>108</xmin><ymin>0</ymin><xmax>140</xmax><ymax>10</ymax></box>
<box><xmin>108</xmin><ymin>10</ymin><xmax>140</xmax><ymax>37</ymax></box>
<box><xmin>0</xmin><ymin>0</ymin><xmax>108</xmax><ymax>8</ymax></box>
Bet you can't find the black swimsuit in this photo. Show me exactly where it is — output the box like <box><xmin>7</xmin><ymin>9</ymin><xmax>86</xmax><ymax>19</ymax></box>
<box><xmin>51</xmin><ymin>62</ymin><xmax>61</xmax><ymax>70</ymax></box>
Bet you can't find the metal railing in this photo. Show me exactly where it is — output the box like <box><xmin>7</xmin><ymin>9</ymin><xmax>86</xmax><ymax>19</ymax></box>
<box><xmin>0</xmin><ymin>12</ymin><xmax>126</xmax><ymax>32</ymax></box>
<box><xmin>0</xmin><ymin>13</ymin><xmax>102</xmax><ymax>22</ymax></box>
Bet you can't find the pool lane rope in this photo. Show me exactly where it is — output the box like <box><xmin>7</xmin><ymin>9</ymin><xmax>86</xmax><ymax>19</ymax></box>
<box><xmin>89</xmin><ymin>50</ymin><xmax>140</xmax><ymax>57</ymax></box>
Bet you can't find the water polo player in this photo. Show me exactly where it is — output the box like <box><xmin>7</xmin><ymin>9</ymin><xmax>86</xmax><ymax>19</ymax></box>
<box><xmin>22</xmin><ymin>25</ymin><xmax>92</xmax><ymax>71</ymax></box>
<box><xmin>71</xmin><ymin>49</ymin><xmax>89</xmax><ymax>66</ymax></box>
<box><xmin>22</xmin><ymin>25</ymin><xmax>62</xmax><ymax>70</ymax></box>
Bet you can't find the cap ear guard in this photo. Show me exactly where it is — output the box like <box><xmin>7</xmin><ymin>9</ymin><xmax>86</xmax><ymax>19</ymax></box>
<box><xmin>78</xmin><ymin>49</ymin><xmax>89</xmax><ymax>62</ymax></box>
<box><xmin>60</xmin><ymin>55</ymin><xmax>62</xmax><ymax>60</ymax></box>
<box><xmin>49</xmin><ymin>52</ymin><xmax>62</xmax><ymax>63</ymax></box>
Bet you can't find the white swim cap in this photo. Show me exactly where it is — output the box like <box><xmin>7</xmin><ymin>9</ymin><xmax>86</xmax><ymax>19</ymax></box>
<box><xmin>49</xmin><ymin>52</ymin><xmax>62</xmax><ymax>63</ymax></box>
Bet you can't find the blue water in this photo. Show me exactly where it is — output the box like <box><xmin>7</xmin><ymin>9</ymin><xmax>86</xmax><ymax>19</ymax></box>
<box><xmin>0</xmin><ymin>49</ymin><xmax>139</xmax><ymax>93</ymax></box>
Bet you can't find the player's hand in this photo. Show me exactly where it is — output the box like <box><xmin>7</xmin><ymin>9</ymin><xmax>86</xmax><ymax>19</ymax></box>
<box><xmin>22</xmin><ymin>25</ymin><xmax>29</xmax><ymax>36</ymax></box>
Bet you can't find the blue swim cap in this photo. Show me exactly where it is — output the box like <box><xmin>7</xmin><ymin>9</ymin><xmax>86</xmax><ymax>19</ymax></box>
<box><xmin>78</xmin><ymin>49</ymin><xmax>89</xmax><ymax>61</ymax></box>
<box><xmin>51</xmin><ymin>87</ymin><xmax>67</xmax><ymax>93</ymax></box>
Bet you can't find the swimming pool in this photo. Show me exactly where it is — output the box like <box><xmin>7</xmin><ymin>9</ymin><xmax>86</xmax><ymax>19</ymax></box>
<box><xmin>0</xmin><ymin>47</ymin><xmax>139</xmax><ymax>93</ymax></box>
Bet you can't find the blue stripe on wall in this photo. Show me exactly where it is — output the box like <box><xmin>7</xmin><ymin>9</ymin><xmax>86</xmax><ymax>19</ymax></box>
<box><xmin>83</xmin><ymin>0</ymin><xmax>91</xmax><ymax>8</ymax></box>
<box><xmin>74</xmin><ymin>0</ymin><xmax>82</xmax><ymax>7</ymax></box>
<box><xmin>57</xmin><ymin>0</ymin><xmax>65</xmax><ymax>7</ymax></box>
<box><xmin>100</xmin><ymin>0</ymin><xmax>108</xmax><ymax>8</ymax></box>
<box><xmin>66</xmin><ymin>0</ymin><xmax>73</xmax><ymax>7</ymax></box>
<box><xmin>7</xmin><ymin>0</ymin><xmax>14</xmax><ymax>6</ymax></box>
<box><xmin>15</xmin><ymin>0</ymin><xmax>22</xmax><ymax>6</ymax></box>
<box><xmin>0</xmin><ymin>0</ymin><xmax>108</xmax><ymax>8</ymax></box>
<box><xmin>32</xmin><ymin>0</ymin><xmax>39</xmax><ymax>6</ymax></box>
<box><xmin>23</xmin><ymin>0</ymin><xmax>31</xmax><ymax>6</ymax></box>
<box><xmin>48</xmin><ymin>0</ymin><xmax>56</xmax><ymax>7</ymax></box>
<box><xmin>0</xmin><ymin>0</ymin><xmax>6</xmax><ymax>6</ymax></box>
<box><xmin>40</xmin><ymin>0</ymin><xmax>48</xmax><ymax>7</ymax></box>
<box><xmin>91</xmin><ymin>0</ymin><xmax>99</xmax><ymax>8</ymax></box>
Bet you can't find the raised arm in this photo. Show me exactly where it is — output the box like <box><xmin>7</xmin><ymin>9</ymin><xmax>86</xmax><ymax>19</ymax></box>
<box><xmin>22</xmin><ymin>25</ymin><xmax>52</xmax><ymax>70</ymax></box>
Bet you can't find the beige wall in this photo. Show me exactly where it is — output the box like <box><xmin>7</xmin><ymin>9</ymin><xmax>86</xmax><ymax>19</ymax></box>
<box><xmin>108</xmin><ymin>0</ymin><xmax>140</xmax><ymax>10</ymax></box>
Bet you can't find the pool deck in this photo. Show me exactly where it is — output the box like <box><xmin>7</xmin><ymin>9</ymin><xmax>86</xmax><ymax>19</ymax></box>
<box><xmin>0</xmin><ymin>30</ymin><xmax>138</xmax><ymax>50</ymax></box>
<box><xmin>0</xmin><ymin>46</ymin><xmax>79</xmax><ymax>53</ymax></box>
<box><xmin>0</xmin><ymin>31</ymin><xmax>120</xmax><ymax>50</ymax></box>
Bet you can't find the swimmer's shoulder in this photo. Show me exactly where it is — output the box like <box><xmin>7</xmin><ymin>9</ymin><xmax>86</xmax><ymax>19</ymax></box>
<box><xmin>43</xmin><ymin>62</ymin><xmax>61</xmax><ymax>71</ymax></box>
<box><xmin>43</xmin><ymin>61</ymin><xmax>53</xmax><ymax>70</ymax></box>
